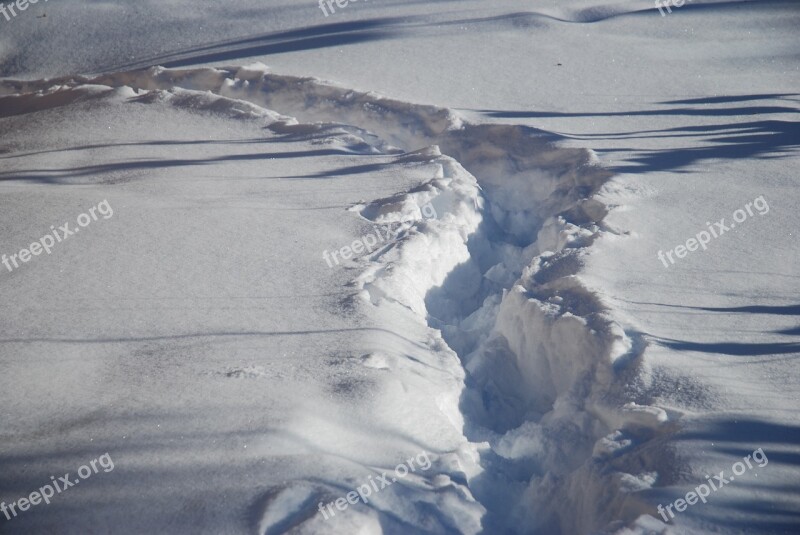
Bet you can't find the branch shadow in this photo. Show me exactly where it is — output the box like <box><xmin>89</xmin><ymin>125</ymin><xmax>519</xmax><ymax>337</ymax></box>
<box><xmin>655</xmin><ymin>337</ymin><xmax>800</xmax><ymax>356</ymax></box>
<box><xmin>0</xmin><ymin>148</ymin><xmax>366</xmax><ymax>185</ymax></box>
<box><xmin>472</xmin><ymin>94</ymin><xmax>800</xmax><ymax>174</ymax></box>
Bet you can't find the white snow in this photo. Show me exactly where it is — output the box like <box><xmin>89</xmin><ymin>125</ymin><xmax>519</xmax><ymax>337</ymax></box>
<box><xmin>1</xmin><ymin>1</ymin><xmax>798</xmax><ymax>534</ymax></box>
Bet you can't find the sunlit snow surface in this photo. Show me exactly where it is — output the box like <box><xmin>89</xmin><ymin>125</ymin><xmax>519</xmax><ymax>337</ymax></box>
<box><xmin>1</xmin><ymin>1</ymin><xmax>799</xmax><ymax>534</ymax></box>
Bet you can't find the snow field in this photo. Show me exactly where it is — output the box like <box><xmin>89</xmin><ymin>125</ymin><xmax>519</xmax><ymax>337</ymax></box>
<box><xmin>3</xmin><ymin>1</ymin><xmax>799</xmax><ymax>526</ymax></box>
<box><xmin>1</xmin><ymin>61</ymin><xmax>670</xmax><ymax>533</ymax></box>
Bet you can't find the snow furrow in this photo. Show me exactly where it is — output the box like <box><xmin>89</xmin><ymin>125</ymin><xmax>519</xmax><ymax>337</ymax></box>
<box><xmin>1</xmin><ymin>65</ymin><xmax>672</xmax><ymax>534</ymax></box>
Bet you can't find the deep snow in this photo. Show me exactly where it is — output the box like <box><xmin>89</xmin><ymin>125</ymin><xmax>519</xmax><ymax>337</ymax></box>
<box><xmin>1</xmin><ymin>1</ymin><xmax>799</xmax><ymax>534</ymax></box>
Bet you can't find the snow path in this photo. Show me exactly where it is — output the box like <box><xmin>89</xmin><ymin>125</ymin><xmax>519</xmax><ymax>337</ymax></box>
<box><xmin>2</xmin><ymin>1</ymin><xmax>798</xmax><ymax>533</ymax></box>
<box><xmin>3</xmin><ymin>19</ymin><xmax>799</xmax><ymax>525</ymax></box>
<box><xmin>0</xmin><ymin>65</ymin><xmax>680</xmax><ymax>533</ymax></box>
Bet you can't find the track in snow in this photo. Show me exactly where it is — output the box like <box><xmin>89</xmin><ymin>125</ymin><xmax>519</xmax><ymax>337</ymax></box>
<box><xmin>1</xmin><ymin>65</ymin><xmax>676</xmax><ymax>534</ymax></box>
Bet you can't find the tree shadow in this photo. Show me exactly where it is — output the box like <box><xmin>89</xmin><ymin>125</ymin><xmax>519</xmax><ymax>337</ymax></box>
<box><xmin>473</xmin><ymin>92</ymin><xmax>800</xmax><ymax>174</ymax></box>
<box><xmin>655</xmin><ymin>337</ymin><xmax>800</xmax><ymax>356</ymax></box>
<box><xmin>0</xmin><ymin>148</ymin><xmax>372</xmax><ymax>185</ymax></box>
<box><xmin>95</xmin><ymin>0</ymin><xmax>799</xmax><ymax>73</ymax></box>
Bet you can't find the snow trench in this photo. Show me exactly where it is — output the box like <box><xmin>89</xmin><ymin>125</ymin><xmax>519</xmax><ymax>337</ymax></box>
<box><xmin>1</xmin><ymin>65</ymin><xmax>673</xmax><ymax>534</ymax></box>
